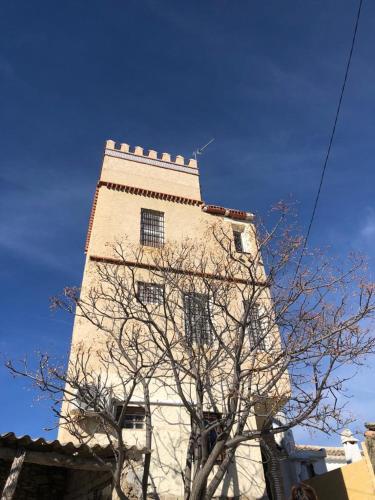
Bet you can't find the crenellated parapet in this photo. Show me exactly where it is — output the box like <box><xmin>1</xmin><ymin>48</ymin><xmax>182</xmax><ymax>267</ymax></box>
<box><xmin>101</xmin><ymin>138</ymin><xmax>202</xmax><ymax>204</ymax></box>
<box><xmin>105</xmin><ymin>139</ymin><xmax>198</xmax><ymax>169</ymax></box>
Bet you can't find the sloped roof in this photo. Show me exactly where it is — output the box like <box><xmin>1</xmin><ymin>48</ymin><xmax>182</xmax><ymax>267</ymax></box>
<box><xmin>295</xmin><ymin>444</ymin><xmax>345</xmax><ymax>457</ymax></box>
<box><xmin>0</xmin><ymin>432</ymin><xmax>146</xmax><ymax>459</ymax></box>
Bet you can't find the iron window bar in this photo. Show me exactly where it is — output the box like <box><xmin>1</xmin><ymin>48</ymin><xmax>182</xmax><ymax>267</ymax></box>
<box><xmin>244</xmin><ymin>302</ymin><xmax>266</xmax><ymax>350</ymax></box>
<box><xmin>233</xmin><ymin>230</ymin><xmax>244</xmax><ymax>253</ymax></box>
<box><xmin>140</xmin><ymin>209</ymin><xmax>165</xmax><ymax>247</ymax></box>
<box><xmin>137</xmin><ymin>281</ymin><xmax>164</xmax><ymax>304</ymax></box>
<box><xmin>115</xmin><ymin>405</ymin><xmax>145</xmax><ymax>429</ymax></box>
<box><xmin>183</xmin><ymin>292</ymin><xmax>212</xmax><ymax>345</ymax></box>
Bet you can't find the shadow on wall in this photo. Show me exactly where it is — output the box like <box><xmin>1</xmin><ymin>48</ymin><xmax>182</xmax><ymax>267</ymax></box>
<box><xmin>216</xmin><ymin>455</ymin><xmax>268</xmax><ymax>500</ymax></box>
<box><xmin>304</xmin><ymin>460</ymin><xmax>375</xmax><ymax>500</ymax></box>
<box><xmin>220</xmin><ymin>456</ymin><xmax>240</xmax><ymax>498</ymax></box>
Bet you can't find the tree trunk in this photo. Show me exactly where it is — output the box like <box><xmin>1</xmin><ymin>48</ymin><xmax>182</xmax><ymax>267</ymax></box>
<box><xmin>190</xmin><ymin>439</ymin><xmax>228</xmax><ymax>500</ymax></box>
<box><xmin>112</xmin><ymin>438</ymin><xmax>129</xmax><ymax>500</ymax></box>
<box><xmin>142</xmin><ymin>453</ymin><xmax>151</xmax><ymax>500</ymax></box>
<box><xmin>204</xmin><ymin>448</ymin><xmax>236</xmax><ymax>499</ymax></box>
<box><xmin>1</xmin><ymin>449</ymin><xmax>26</xmax><ymax>500</ymax></box>
<box><xmin>142</xmin><ymin>384</ymin><xmax>152</xmax><ymax>500</ymax></box>
<box><xmin>184</xmin><ymin>431</ymin><xmax>195</xmax><ymax>500</ymax></box>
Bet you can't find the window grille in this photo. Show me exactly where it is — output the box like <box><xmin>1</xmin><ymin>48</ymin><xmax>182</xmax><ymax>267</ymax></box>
<box><xmin>116</xmin><ymin>405</ymin><xmax>145</xmax><ymax>429</ymax></box>
<box><xmin>184</xmin><ymin>292</ymin><xmax>212</xmax><ymax>345</ymax></box>
<box><xmin>140</xmin><ymin>209</ymin><xmax>165</xmax><ymax>247</ymax></box>
<box><xmin>244</xmin><ymin>303</ymin><xmax>266</xmax><ymax>350</ymax></box>
<box><xmin>137</xmin><ymin>282</ymin><xmax>164</xmax><ymax>304</ymax></box>
<box><xmin>233</xmin><ymin>230</ymin><xmax>244</xmax><ymax>253</ymax></box>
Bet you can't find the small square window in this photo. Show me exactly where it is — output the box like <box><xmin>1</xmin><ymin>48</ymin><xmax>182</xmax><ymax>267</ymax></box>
<box><xmin>140</xmin><ymin>209</ymin><xmax>164</xmax><ymax>247</ymax></box>
<box><xmin>233</xmin><ymin>230</ymin><xmax>244</xmax><ymax>253</ymax></box>
<box><xmin>137</xmin><ymin>282</ymin><xmax>164</xmax><ymax>304</ymax></box>
<box><xmin>116</xmin><ymin>405</ymin><xmax>145</xmax><ymax>429</ymax></box>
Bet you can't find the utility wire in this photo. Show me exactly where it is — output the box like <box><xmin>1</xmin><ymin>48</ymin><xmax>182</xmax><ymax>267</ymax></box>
<box><xmin>293</xmin><ymin>0</ymin><xmax>363</xmax><ymax>279</ymax></box>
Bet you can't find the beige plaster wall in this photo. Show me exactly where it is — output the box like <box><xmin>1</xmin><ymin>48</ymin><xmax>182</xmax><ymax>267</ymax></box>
<box><xmin>60</xmin><ymin>404</ymin><xmax>266</xmax><ymax>500</ymax></box>
<box><xmin>101</xmin><ymin>143</ymin><xmax>201</xmax><ymax>201</ymax></box>
<box><xmin>87</xmin><ymin>186</ymin><xmax>255</xmax><ymax>260</ymax></box>
<box><xmin>58</xmin><ymin>141</ymin><xmax>284</xmax><ymax>499</ymax></box>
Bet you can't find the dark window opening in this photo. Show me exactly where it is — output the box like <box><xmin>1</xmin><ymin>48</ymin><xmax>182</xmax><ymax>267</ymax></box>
<box><xmin>116</xmin><ymin>405</ymin><xmax>145</xmax><ymax>429</ymax></box>
<box><xmin>307</xmin><ymin>463</ymin><xmax>315</xmax><ymax>478</ymax></box>
<box><xmin>243</xmin><ymin>303</ymin><xmax>266</xmax><ymax>350</ymax></box>
<box><xmin>140</xmin><ymin>209</ymin><xmax>165</xmax><ymax>247</ymax></box>
<box><xmin>184</xmin><ymin>292</ymin><xmax>212</xmax><ymax>345</ymax></box>
<box><xmin>190</xmin><ymin>412</ymin><xmax>223</xmax><ymax>464</ymax></box>
<box><xmin>301</xmin><ymin>462</ymin><xmax>316</xmax><ymax>479</ymax></box>
<box><xmin>195</xmin><ymin>412</ymin><xmax>224</xmax><ymax>464</ymax></box>
<box><xmin>137</xmin><ymin>282</ymin><xmax>164</xmax><ymax>304</ymax></box>
<box><xmin>233</xmin><ymin>230</ymin><xmax>244</xmax><ymax>253</ymax></box>
<box><xmin>204</xmin><ymin>412</ymin><xmax>222</xmax><ymax>455</ymax></box>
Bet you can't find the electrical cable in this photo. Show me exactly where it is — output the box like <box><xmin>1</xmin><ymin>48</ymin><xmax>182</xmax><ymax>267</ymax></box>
<box><xmin>293</xmin><ymin>0</ymin><xmax>363</xmax><ymax>279</ymax></box>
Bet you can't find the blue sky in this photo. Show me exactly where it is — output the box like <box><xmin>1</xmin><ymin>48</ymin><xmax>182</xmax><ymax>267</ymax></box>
<box><xmin>1</xmin><ymin>0</ymin><xmax>375</xmax><ymax>447</ymax></box>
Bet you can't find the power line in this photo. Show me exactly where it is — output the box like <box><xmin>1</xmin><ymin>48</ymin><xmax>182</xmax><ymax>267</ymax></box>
<box><xmin>294</xmin><ymin>0</ymin><xmax>363</xmax><ymax>277</ymax></box>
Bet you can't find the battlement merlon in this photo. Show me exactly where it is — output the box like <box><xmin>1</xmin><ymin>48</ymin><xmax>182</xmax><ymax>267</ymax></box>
<box><xmin>105</xmin><ymin>139</ymin><xmax>198</xmax><ymax>168</ymax></box>
<box><xmin>100</xmin><ymin>139</ymin><xmax>201</xmax><ymax>201</ymax></box>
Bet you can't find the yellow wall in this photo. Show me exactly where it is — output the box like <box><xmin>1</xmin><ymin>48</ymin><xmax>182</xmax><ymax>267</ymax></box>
<box><xmin>305</xmin><ymin>459</ymin><xmax>375</xmax><ymax>500</ymax></box>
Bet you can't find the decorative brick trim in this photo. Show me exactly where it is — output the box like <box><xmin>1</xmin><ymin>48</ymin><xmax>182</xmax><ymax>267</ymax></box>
<box><xmin>84</xmin><ymin>183</ymin><xmax>253</xmax><ymax>254</ymax></box>
<box><xmin>89</xmin><ymin>255</ymin><xmax>265</xmax><ymax>287</ymax></box>
<box><xmin>84</xmin><ymin>182</ymin><xmax>202</xmax><ymax>254</ymax></box>
<box><xmin>98</xmin><ymin>181</ymin><xmax>203</xmax><ymax>206</ymax></box>
<box><xmin>85</xmin><ymin>186</ymin><xmax>99</xmax><ymax>254</ymax></box>
<box><xmin>228</xmin><ymin>209</ymin><xmax>248</xmax><ymax>220</ymax></box>
<box><xmin>202</xmin><ymin>204</ymin><xmax>254</xmax><ymax>221</ymax></box>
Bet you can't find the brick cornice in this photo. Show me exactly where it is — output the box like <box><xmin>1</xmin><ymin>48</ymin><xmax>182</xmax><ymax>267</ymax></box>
<box><xmin>84</xmin><ymin>181</ymin><xmax>253</xmax><ymax>254</ymax></box>
<box><xmin>98</xmin><ymin>180</ymin><xmax>203</xmax><ymax>206</ymax></box>
<box><xmin>89</xmin><ymin>255</ymin><xmax>265</xmax><ymax>287</ymax></box>
<box><xmin>85</xmin><ymin>186</ymin><xmax>99</xmax><ymax>253</ymax></box>
<box><xmin>84</xmin><ymin>181</ymin><xmax>203</xmax><ymax>254</ymax></box>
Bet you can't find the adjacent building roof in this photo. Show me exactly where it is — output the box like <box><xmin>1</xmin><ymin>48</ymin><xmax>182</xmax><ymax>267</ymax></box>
<box><xmin>0</xmin><ymin>432</ymin><xmax>146</xmax><ymax>460</ymax></box>
<box><xmin>295</xmin><ymin>444</ymin><xmax>346</xmax><ymax>458</ymax></box>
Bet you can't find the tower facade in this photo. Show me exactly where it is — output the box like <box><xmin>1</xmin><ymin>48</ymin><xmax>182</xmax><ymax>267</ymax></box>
<box><xmin>58</xmin><ymin>139</ymin><xmax>282</xmax><ymax>499</ymax></box>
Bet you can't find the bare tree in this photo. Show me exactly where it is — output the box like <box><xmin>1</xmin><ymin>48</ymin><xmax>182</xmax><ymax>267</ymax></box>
<box><xmin>7</xmin><ymin>205</ymin><xmax>375</xmax><ymax>500</ymax></box>
<box><xmin>7</xmin><ymin>302</ymin><xmax>161</xmax><ymax>500</ymax></box>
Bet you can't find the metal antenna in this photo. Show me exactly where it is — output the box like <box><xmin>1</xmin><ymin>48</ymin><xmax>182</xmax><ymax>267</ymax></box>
<box><xmin>193</xmin><ymin>138</ymin><xmax>215</xmax><ymax>162</ymax></box>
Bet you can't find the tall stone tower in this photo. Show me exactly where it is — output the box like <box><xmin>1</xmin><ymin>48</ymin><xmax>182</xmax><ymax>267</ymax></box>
<box><xmin>58</xmin><ymin>139</ymin><xmax>271</xmax><ymax>499</ymax></box>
